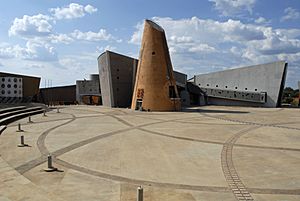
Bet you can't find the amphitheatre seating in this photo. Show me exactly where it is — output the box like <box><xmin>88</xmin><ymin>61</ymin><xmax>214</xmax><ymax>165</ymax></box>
<box><xmin>0</xmin><ymin>106</ymin><xmax>45</xmax><ymax>135</ymax></box>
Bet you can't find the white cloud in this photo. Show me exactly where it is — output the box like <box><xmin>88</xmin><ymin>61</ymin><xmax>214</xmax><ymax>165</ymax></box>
<box><xmin>130</xmin><ymin>17</ymin><xmax>300</xmax><ymax>86</ymax></box>
<box><xmin>71</xmin><ymin>29</ymin><xmax>112</xmax><ymax>41</ymax></box>
<box><xmin>281</xmin><ymin>7</ymin><xmax>300</xmax><ymax>22</ymax></box>
<box><xmin>209</xmin><ymin>0</ymin><xmax>256</xmax><ymax>16</ymax></box>
<box><xmin>0</xmin><ymin>41</ymin><xmax>57</xmax><ymax>61</ymax></box>
<box><xmin>255</xmin><ymin>17</ymin><xmax>270</xmax><ymax>24</ymax></box>
<box><xmin>96</xmin><ymin>45</ymin><xmax>117</xmax><ymax>53</ymax></box>
<box><xmin>84</xmin><ymin>5</ymin><xmax>98</xmax><ymax>14</ymax></box>
<box><xmin>9</xmin><ymin>14</ymin><xmax>52</xmax><ymax>37</ymax></box>
<box><xmin>49</xmin><ymin>33</ymin><xmax>73</xmax><ymax>44</ymax></box>
<box><xmin>50</xmin><ymin>3</ymin><xmax>97</xmax><ymax>20</ymax></box>
<box><xmin>188</xmin><ymin>44</ymin><xmax>216</xmax><ymax>53</ymax></box>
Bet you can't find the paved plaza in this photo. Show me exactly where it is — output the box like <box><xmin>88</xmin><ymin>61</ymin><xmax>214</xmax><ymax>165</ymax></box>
<box><xmin>0</xmin><ymin>105</ymin><xmax>300</xmax><ymax>201</ymax></box>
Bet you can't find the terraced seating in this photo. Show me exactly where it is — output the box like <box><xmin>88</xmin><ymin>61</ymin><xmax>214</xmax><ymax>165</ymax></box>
<box><xmin>0</xmin><ymin>106</ymin><xmax>45</xmax><ymax>134</ymax></box>
<box><xmin>0</xmin><ymin>125</ymin><xmax>7</xmax><ymax>135</ymax></box>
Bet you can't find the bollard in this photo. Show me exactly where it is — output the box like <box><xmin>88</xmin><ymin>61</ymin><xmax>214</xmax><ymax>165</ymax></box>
<box><xmin>16</xmin><ymin>123</ymin><xmax>24</xmax><ymax>132</ymax></box>
<box><xmin>44</xmin><ymin>154</ymin><xmax>58</xmax><ymax>172</ymax></box>
<box><xmin>28</xmin><ymin>115</ymin><xmax>33</xmax><ymax>123</ymax></box>
<box><xmin>43</xmin><ymin>110</ymin><xmax>47</xmax><ymax>117</ymax></box>
<box><xmin>18</xmin><ymin>135</ymin><xmax>28</xmax><ymax>147</ymax></box>
<box><xmin>57</xmin><ymin>108</ymin><xmax>60</xmax><ymax>113</ymax></box>
<box><xmin>137</xmin><ymin>186</ymin><xmax>143</xmax><ymax>201</ymax></box>
<box><xmin>48</xmin><ymin>154</ymin><xmax>53</xmax><ymax>168</ymax></box>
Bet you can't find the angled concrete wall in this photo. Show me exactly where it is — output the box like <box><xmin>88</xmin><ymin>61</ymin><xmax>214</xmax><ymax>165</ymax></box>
<box><xmin>131</xmin><ymin>20</ymin><xmax>181</xmax><ymax>111</ymax></box>
<box><xmin>194</xmin><ymin>61</ymin><xmax>288</xmax><ymax>107</ymax></box>
<box><xmin>98</xmin><ymin>51</ymin><xmax>138</xmax><ymax>108</ymax></box>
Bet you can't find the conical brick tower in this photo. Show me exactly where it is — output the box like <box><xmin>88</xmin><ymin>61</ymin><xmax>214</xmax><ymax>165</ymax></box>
<box><xmin>131</xmin><ymin>20</ymin><xmax>181</xmax><ymax>111</ymax></box>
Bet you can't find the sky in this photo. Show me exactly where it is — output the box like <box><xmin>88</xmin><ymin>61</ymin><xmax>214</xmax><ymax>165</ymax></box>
<box><xmin>0</xmin><ymin>0</ymin><xmax>299</xmax><ymax>88</ymax></box>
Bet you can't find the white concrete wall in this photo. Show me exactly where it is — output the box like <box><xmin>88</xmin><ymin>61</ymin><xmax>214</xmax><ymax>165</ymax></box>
<box><xmin>194</xmin><ymin>61</ymin><xmax>287</xmax><ymax>107</ymax></box>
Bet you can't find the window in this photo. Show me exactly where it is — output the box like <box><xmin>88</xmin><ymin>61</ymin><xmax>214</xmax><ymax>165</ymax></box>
<box><xmin>152</xmin><ymin>51</ymin><xmax>155</xmax><ymax>55</ymax></box>
<box><xmin>255</xmin><ymin>89</ymin><xmax>257</xmax><ymax>91</ymax></box>
<box><xmin>235</xmin><ymin>87</ymin><xmax>238</xmax><ymax>89</ymax></box>
<box><xmin>1</xmin><ymin>84</ymin><xmax>5</xmax><ymax>88</ymax></box>
<box><xmin>225</xmin><ymin>86</ymin><xmax>228</xmax><ymax>88</ymax></box>
<box><xmin>7</xmin><ymin>84</ymin><xmax>11</xmax><ymax>88</ymax></box>
<box><xmin>216</xmin><ymin>85</ymin><xmax>218</xmax><ymax>87</ymax></box>
<box><xmin>169</xmin><ymin>86</ymin><xmax>176</xmax><ymax>98</ymax></box>
<box><xmin>245</xmin><ymin>88</ymin><xmax>247</xmax><ymax>90</ymax></box>
<box><xmin>207</xmin><ymin>84</ymin><xmax>209</xmax><ymax>86</ymax></box>
<box><xmin>117</xmin><ymin>76</ymin><xmax>119</xmax><ymax>80</ymax></box>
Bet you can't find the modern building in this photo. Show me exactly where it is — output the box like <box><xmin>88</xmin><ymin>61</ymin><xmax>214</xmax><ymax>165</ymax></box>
<box><xmin>38</xmin><ymin>85</ymin><xmax>76</xmax><ymax>105</ymax></box>
<box><xmin>0</xmin><ymin>72</ymin><xmax>40</xmax><ymax>104</ymax></box>
<box><xmin>131</xmin><ymin>20</ymin><xmax>181</xmax><ymax>111</ymax></box>
<box><xmin>98</xmin><ymin>51</ymin><xmax>138</xmax><ymax>108</ymax></box>
<box><xmin>76</xmin><ymin>74</ymin><xmax>101</xmax><ymax>105</ymax></box>
<box><xmin>194</xmin><ymin>61</ymin><xmax>288</xmax><ymax>107</ymax></box>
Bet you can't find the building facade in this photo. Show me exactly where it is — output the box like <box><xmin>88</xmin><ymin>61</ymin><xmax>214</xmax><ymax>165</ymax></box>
<box><xmin>0</xmin><ymin>72</ymin><xmax>40</xmax><ymax>104</ymax></box>
<box><xmin>131</xmin><ymin>20</ymin><xmax>181</xmax><ymax>111</ymax></box>
<box><xmin>38</xmin><ymin>85</ymin><xmax>76</xmax><ymax>105</ymax></box>
<box><xmin>98</xmin><ymin>51</ymin><xmax>138</xmax><ymax>108</ymax></box>
<box><xmin>76</xmin><ymin>74</ymin><xmax>101</xmax><ymax>105</ymax></box>
<box><xmin>194</xmin><ymin>61</ymin><xmax>288</xmax><ymax>107</ymax></box>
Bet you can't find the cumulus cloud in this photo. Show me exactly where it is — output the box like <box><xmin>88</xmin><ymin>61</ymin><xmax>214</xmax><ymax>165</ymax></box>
<box><xmin>84</xmin><ymin>5</ymin><xmax>98</xmax><ymax>14</ymax></box>
<box><xmin>209</xmin><ymin>0</ymin><xmax>256</xmax><ymax>16</ymax></box>
<box><xmin>49</xmin><ymin>33</ymin><xmax>73</xmax><ymax>44</ymax></box>
<box><xmin>0</xmin><ymin>41</ymin><xmax>57</xmax><ymax>61</ymax></box>
<box><xmin>8</xmin><ymin>4</ymin><xmax>115</xmax><ymax>47</ymax></box>
<box><xmin>71</xmin><ymin>29</ymin><xmax>113</xmax><ymax>41</ymax></box>
<box><xmin>9</xmin><ymin>14</ymin><xmax>52</xmax><ymax>37</ymax></box>
<box><xmin>130</xmin><ymin>17</ymin><xmax>300</xmax><ymax>85</ymax></box>
<box><xmin>188</xmin><ymin>44</ymin><xmax>216</xmax><ymax>53</ymax></box>
<box><xmin>281</xmin><ymin>7</ymin><xmax>300</xmax><ymax>22</ymax></box>
<box><xmin>50</xmin><ymin>3</ymin><xmax>97</xmax><ymax>20</ymax></box>
<box><xmin>254</xmin><ymin>17</ymin><xmax>270</xmax><ymax>24</ymax></box>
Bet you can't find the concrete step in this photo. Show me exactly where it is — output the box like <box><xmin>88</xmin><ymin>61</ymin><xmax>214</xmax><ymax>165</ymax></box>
<box><xmin>0</xmin><ymin>125</ymin><xmax>7</xmax><ymax>135</ymax></box>
<box><xmin>0</xmin><ymin>106</ymin><xmax>26</xmax><ymax>114</ymax></box>
<box><xmin>0</xmin><ymin>107</ymin><xmax>44</xmax><ymax>120</ymax></box>
<box><xmin>0</xmin><ymin>109</ymin><xmax>44</xmax><ymax>126</ymax></box>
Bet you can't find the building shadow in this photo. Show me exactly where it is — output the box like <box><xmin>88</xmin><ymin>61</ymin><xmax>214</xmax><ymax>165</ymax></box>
<box><xmin>182</xmin><ymin>107</ymin><xmax>249</xmax><ymax>114</ymax></box>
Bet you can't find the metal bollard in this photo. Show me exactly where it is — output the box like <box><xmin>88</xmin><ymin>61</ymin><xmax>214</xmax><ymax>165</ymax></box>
<box><xmin>28</xmin><ymin>115</ymin><xmax>33</xmax><ymax>123</ymax></box>
<box><xmin>16</xmin><ymin>123</ymin><xmax>24</xmax><ymax>132</ymax></box>
<box><xmin>44</xmin><ymin>154</ymin><xmax>58</xmax><ymax>172</ymax></box>
<box><xmin>18</xmin><ymin>135</ymin><xmax>28</xmax><ymax>147</ymax></box>
<box><xmin>137</xmin><ymin>186</ymin><xmax>143</xmax><ymax>201</ymax></box>
<box><xmin>43</xmin><ymin>110</ymin><xmax>47</xmax><ymax>117</ymax></box>
<box><xmin>48</xmin><ymin>154</ymin><xmax>53</xmax><ymax>169</ymax></box>
<box><xmin>57</xmin><ymin>108</ymin><xmax>60</xmax><ymax>113</ymax></box>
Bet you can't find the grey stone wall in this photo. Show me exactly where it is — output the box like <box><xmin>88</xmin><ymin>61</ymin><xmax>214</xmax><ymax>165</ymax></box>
<box><xmin>98</xmin><ymin>51</ymin><xmax>138</xmax><ymax>108</ymax></box>
<box><xmin>194</xmin><ymin>61</ymin><xmax>287</xmax><ymax>107</ymax></box>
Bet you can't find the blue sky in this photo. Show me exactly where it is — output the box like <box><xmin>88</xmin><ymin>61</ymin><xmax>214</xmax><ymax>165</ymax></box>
<box><xmin>0</xmin><ymin>0</ymin><xmax>299</xmax><ymax>88</ymax></box>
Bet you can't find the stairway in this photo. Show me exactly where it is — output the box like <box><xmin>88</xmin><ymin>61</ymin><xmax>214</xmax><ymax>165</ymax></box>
<box><xmin>0</xmin><ymin>105</ymin><xmax>45</xmax><ymax>134</ymax></box>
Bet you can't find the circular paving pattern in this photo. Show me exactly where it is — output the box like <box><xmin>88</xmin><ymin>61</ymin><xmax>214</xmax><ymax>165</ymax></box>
<box><xmin>1</xmin><ymin>105</ymin><xmax>300</xmax><ymax>201</ymax></box>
